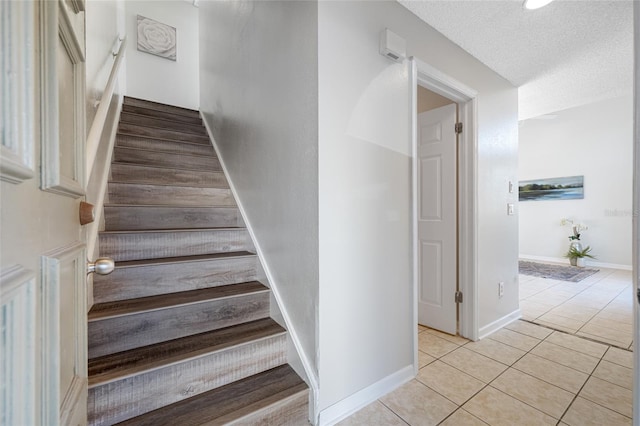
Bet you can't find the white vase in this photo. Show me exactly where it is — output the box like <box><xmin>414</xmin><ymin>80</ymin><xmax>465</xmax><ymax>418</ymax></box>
<box><xmin>576</xmin><ymin>258</ymin><xmax>586</xmax><ymax>267</ymax></box>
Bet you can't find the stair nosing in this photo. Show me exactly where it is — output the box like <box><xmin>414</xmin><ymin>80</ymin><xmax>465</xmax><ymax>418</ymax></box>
<box><xmin>120</xmin><ymin>111</ymin><xmax>204</xmax><ymax>129</ymax></box>
<box><xmin>122</xmin><ymin>105</ymin><xmax>203</xmax><ymax>123</ymax></box>
<box><xmin>107</xmin><ymin>181</ymin><xmax>227</xmax><ymax>189</ymax></box>
<box><xmin>104</xmin><ymin>252</ymin><xmax>256</xmax><ymax>269</ymax></box>
<box><xmin>118</xmin><ymin>125</ymin><xmax>210</xmax><ymax>143</ymax></box>
<box><xmin>214</xmin><ymin>384</ymin><xmax>308</xmax><ymax>425</ymax></box>
<box><xmin>88</xmin><ymin>322</ymin><xmax>286</xmax><ymax>388</ymax></box>
<box><xmin>116</xmin><ymin>133</ymin><xmax>213</xmax><ymax>149</ymax></box>
<box><xmin>119</xmin><ymin>119</ymin><xmax>208</xmax><ymax>138</ymax></box>
<box><xmin>104</xmin><ymin>203</ymin><xmax>239</xmax><ymax>209</ymax></box>
<box><xmin>114</xmin><ymin>145</ymin><xmax>217</xmax><ymax>160</ymax></box>
<box><xmin>88</xmin><ymin>282</ymin><xmax>269</xmax><ymax>322</ymax></box>
<box><xmin>108</xmin><ymin>181</ymin><xmax>230</xmax><ymax>190</ymax></box>
<box><xmin>110</xmin><ymin>162</ymin><xmax>223</xmax><ymax>174</ymax></box>
<box><xmin>100</xmin><ymin>227</ymin><xmax>246</xmax><ymax>235</ymax></box>
<box><xmin>124</xmin><ymin>96</ymin><xmax>200</xmax><ymax>117</ymax></box>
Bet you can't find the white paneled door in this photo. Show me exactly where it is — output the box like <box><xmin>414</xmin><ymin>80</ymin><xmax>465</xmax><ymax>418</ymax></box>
<box><xmin>417</xmin><ymin>103</ymin><xmax>458</xmax><ymax>335</ymax></box>
<box><xmin>1</xmin><ymin>1</ymin><xmax>88</xmax><ymax>425</ymax></box>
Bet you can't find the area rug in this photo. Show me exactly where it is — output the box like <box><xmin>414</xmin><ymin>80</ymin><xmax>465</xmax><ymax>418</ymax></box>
<box><xmin>519</xmin><ymin>261</ymin><xmax>599</xmax><ymax>282</ymax></box>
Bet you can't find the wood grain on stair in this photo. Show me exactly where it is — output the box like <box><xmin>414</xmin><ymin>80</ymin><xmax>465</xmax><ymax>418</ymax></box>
<box><xmin>93</xmin><ymin>252</ymin><xmax>257</xmax><ymax>303</ymax></box>
<box><xmin>110</xmin><ymin>163</ymin><xmax>227</xmax><ymax>187</ymax></box>
<box><xmin>99</xmin><ymin>228</ymin><xmax>254</xmax><ymax>261</ymax></box>
<box><xmin>89</xmin><ymin>318</ymin><xmax>284</xmax><ymax>385</ymax></box>
<box><xmin>114</xmin><ymin>365</ymin><xmax>308</xmax><ymax>426</ymax></box>
<box><xmin>104</xmin><ymin>205</ymin><xmax>244</xmax><ymax>231</ymax></box>
<box><xmin>88</xmin><ymin>282</ymin><xmax>270</xmax><ymax>357</ymax></box>
<box><xmin>107</xmin><ymin>182</ymin><xmax>236</xmax><ymax>206</ymax></box>
<box><xmin>119</xmin><ymin>122</ymin><xmax>210</xmax><ymax>144</ymax></box>
<box><xmin>89</xmin><ymin>281</ymin><xmax>267</xmax><ymax>321</ymax></box>
<box><xmin>122</xmin><ymin>104</ymin><xmax>203</xmax><ymax>125</ymax></box>
<box><xmin>123</xmin><ymin>96</ymin><xmax>200</xmax><ymax>119</ymax></box>
<box><xmin>116</xmin><ymin>134</ymin><xmax>215</xmax><ymax>156</ymax></box>
<box><xmin>119</xmin><ymin>112</ymin><xmax>208</xmax><ymax>136</ymax></box>
<box><xmin>89</xmin><ymin>97</ymin><xmax>309</xmax><ymax>425</ymax></box>
<box><xmin>113</xmin><ymin>146</ymin><xmax>221</xmax><ymax>170</ymax></box>
<box><xmin>88</xmin><ymin>330</ymin><xmax>287</xmax><ymax>425</ymax></box>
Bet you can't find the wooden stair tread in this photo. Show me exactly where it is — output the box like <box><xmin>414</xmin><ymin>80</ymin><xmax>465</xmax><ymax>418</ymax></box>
<box><xmin>114</xmin><ymin>364</ymin><xmax>306</xmax><ymax>426</ymax></box>
<box><xmin>123</xmin><ymin>96</ymin><xmax>200</xmax><ymax>118</ymax></box>
<box><xmin>110</xmin><ymin>161</ymin><xmax>222</xmax><ymax>174</ymax></box>
<box><xmin>109</xmin><ymin>163</ymin><xmax>226</xmax><ymax>186</ymax></box>
<box><xmin>113</xmin><ymin>146</ymin><xmax>221</xmax><ymax>172</ymax></box>
<box><xmin>88</xmin><ymin>281</ymin><xmax>267</xmax><ymax>321</ymax></box>
<box><xmin>100</xmin><ymin>227</ymin><xmax>245</xmax><ymax>235</ymax></box>
<box><xmin>110</xmin><ymin>251</ymin><xmax>255</xmax><ymax>269</ymax></box>
<box><xmin>119</xmin><ymin>123</ymin><xmax>210</xmax><ymax>145</ymax></box>
<box><xmin>120</xmin><ymin>112</ymin><xmax>207</xmax><ymax>136</ymax></box>
<box><xmin>88</xmin><ymin>318</ymin><xmax>285</xmax><ymax>387</ymax></box>
<box><xmin>108</xmin><ymin>181</ymin><xmax>228</xmax><ymax>190</ymax></box>
<box><xmin>116</xmin><ymin>134</ymin><xmax>214</xmax><ymax>156</ymax></box>
<box><xmin>121</xmin><ymin>104</ymin><xmax>203</xmax><ymax>125</ymax></box>
<box><xmin>107</xmin><ymin>182</ymin><xmax>234</xmax><ymax>206</ymax></box>
<box><xmin>104</xmin><ymin>203</ymin><xmax>240</xmax><ymax>209</ymax></box>
<box><xmin>113</xmin><ymin>145</ymin><xmax>217</xmax><ymax>160</ymax></box>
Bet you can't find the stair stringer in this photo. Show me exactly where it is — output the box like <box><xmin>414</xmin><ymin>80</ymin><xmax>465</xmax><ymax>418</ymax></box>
<box><xmin>201</xmin><ymin>115</ymin><xmax>320</xmax><ymax>424</ymax></box>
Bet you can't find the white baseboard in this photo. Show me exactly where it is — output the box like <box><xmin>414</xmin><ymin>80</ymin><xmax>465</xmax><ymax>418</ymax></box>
<box><xmin>318</xmin><ymin>365</ymin><xmax>414</xmax><ymax>426</ymax></box>
<box><xmin>478</xmin><ymin>309</ymin><xmax>522</xmax><ymax>340</ymax></box>
<box><xmin>519</xmin><ymin>254</ymin><xmax>632</xmax><ymax>271</ymax></box>
<box><xmin>200</xmin><ymin>115</ymin><xmax>320</xmax><ymax>423</ymax></box>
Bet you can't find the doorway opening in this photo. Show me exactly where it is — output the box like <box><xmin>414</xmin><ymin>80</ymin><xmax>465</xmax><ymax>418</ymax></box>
<box><xmin>410</xmin><ymin>58</ymin><xmax>478</xmax><ymax>372</ymax></box>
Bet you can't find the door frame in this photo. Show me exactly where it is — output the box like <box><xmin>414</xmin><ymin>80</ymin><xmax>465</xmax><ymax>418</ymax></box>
<box><xmin>410</xmin><ymin>57</ymin><xmax>479</xmax><ymax>372</ymax></box>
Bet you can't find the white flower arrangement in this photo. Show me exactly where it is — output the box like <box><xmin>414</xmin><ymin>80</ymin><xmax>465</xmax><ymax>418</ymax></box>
<box><xmin>560</xmin><ymin>218</ymin><xmax>588</xmax><ymax>241</ymax></box>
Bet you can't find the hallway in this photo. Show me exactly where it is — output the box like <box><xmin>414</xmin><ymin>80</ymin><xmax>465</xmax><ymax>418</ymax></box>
<box><xmin>339</xmin><ymin>321</ymin><xmax>632</xmax><ymax>425</ymax></box>
<box><xmin>519</xmin><ymin>267</ymin><xmax>633</xmax><ymax>349</ymax></box>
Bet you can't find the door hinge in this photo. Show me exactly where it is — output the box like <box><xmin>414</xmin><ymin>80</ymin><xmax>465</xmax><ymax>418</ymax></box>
<box><xmin>455</xmin><ymin>291</ymin><xmax>463</xmax><ymax>303</ymax></box>
<box><xmin>455</xmin><ymin>122</ymin><xmax>463</xmax><ymax>134</ymax></box>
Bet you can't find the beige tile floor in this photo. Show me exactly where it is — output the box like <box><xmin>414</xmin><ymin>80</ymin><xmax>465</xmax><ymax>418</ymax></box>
<box><xmin>519</xmin><ymin>266</ymin><xmax>633</xmax><ymax>349</ymax></box>
<box><xmin>339</xmin><ymin>321</ymin><xmax>633</xmax><ymax>426</ymax></box>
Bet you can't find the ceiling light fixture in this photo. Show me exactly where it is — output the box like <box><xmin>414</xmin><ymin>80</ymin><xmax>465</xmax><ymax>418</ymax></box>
<box><xmin>523</xmin><ymin>0</ymin><xmax>555</xmax><ymax>10</ymax></box>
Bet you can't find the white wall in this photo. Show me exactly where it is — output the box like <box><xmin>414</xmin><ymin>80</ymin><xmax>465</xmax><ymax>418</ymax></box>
<box><xmin>198</xmin><ymin>0</ymin><xmax>519</xmax><ymax>421</ymax></box>
<box><xmin>317</xmin><ymin>0</ymin><xmax>519</xmax><ymax>416</ymax></box>
<box><xmin>519</xmin><ymin>96</ymin><xmax>633</xmax><ymax>268</ymax></box>
<box><xmin>125</xmin><ymin>1</ymin><xmax>199</xmax><ymax>109</ymax></box>
<box><xmin>198</xmin><ymin>0</ymin><xmax>319</xmax><ymax>388</ymax></box>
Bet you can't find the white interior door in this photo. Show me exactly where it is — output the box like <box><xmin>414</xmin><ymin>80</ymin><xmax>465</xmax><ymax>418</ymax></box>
<box><xmin>1</xmin><ymin>1</ymin><xmax>88</xmax><ymax>424</ymax></box>
<box><xmin>417</xmin><ymin>103</ymin><xmax>458</xmax><ymax>334</ymax></box>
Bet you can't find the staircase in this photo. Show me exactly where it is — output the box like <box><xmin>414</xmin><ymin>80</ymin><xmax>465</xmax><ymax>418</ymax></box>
<box><xmin>88</xmin><ymin>97</ymin><xmax>309</xmax><ymax>425</ymax></box>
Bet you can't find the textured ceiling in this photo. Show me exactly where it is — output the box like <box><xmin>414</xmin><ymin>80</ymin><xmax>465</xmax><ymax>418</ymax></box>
<box><xmin>398</xmin><ymin>0</ymin><xmax>634</xmax><ymax>120</ymax></box>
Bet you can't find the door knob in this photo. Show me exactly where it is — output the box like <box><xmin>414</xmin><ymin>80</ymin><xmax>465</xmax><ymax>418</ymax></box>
<box><xmin>87</xmin><ymin>258</ymin><xmax>115</xmax><ymax>275</ymax></box>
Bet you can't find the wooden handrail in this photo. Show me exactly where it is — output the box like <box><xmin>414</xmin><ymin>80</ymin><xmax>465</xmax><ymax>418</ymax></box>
<box><xmin>86</xmin><ymin>36</ymin><xmax>126</xmax><ymax>181</ymax></box>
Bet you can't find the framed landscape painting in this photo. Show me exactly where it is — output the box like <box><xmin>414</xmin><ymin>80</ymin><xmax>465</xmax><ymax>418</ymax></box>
<box><xmin>519</xmin><ymin>175</ymin><xmax>584</xmax><ymax>202</ymax></box>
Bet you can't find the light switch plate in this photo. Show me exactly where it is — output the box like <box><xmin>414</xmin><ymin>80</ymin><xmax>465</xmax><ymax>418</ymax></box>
<box><xmin>509</xmin><ymin>181</ymin><xmax>514</xmax><ymax>193</ymax></box>
<box><xmin>507</xmin><ymin>203</ymin><xmax>515</xmax><ymax>215</ymax></box>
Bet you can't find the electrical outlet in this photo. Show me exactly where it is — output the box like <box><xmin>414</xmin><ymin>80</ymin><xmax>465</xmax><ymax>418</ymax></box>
<box><xmin>499</xmin><ymin>282</ymin><xmax>504</xmax><ymax>298</ymax></box>
<box><xmin>507</xmin><ymin>203</ymin><xmax>515</xmax><ymax>215</ymax></box>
